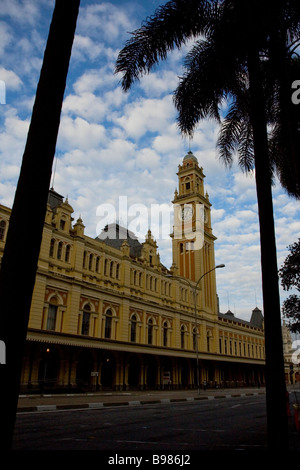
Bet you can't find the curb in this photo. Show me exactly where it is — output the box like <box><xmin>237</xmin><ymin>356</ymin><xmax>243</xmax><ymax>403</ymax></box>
<box><xmin>17</xmin><ymin>391</ymin><xmax>265</xmax><ymax>413</ymax></box>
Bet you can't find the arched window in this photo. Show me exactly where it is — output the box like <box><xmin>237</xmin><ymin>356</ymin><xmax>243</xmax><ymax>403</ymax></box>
<box><xmin>181</xmin><ymin>325</ymin><xmax>185</xmax><ymax>349</ymax></box>
<box><xmin>60</xmin><ymin>217</ymin><xmax>66</xmax><ymax>231</ymax></box>
<box><xmin>88</xmin><ymin>253</ymin><xmax>93</xmax><ymax>271</ymax></box>
<box><xmin>193</xmin><ymin>327</ymin><xmax>197</xmax><ymax>351</ymax></box>
<box><xmin>81</xmin><ymin>304</ymin><xmax>91</xmax><ymax>336</ymax></box>
<box><xmin>148</xmin><ymin>318</ymin><xmax>153</xmax><ymax>345</ymax></box>
<box><xmin>47</xmin><ymin>298</ymin><xmax>58</xmax><ymax>331</ymax></box>
<box><xmin>65</xmin><ymin>244</ymin><xmax>71</xmax><ymax>262</ymax></box>
<box><xmin>49</xmin><ymin>239</ymin><xmax>55</xmax><ymax>257</ymax></box>
<box><xmin>130</xmin><ymin>314</ymin><xmax>137</xmax><ymax>342</ymax></box>
<box><xmin>110</xmin><ymin>261</ymin><xmax>114</xmax><ymax>277</ymax></box>
<box><xmin>104</xmin><ymin>309</ymin><xmax>112</xmax><ymax>339</ymax></box>
<box><xmin>57</xmin><ymin>241</ymin><xmax>63</xmax><ymax>260</ymax></box>
<box><xmin>0</xmin><ymin>220</ymin><xmax>6</xmax><ymax>241</ymax></box>
<box><xmin>163</xmin><ymin>321</ymin><xmax>168</xmax><ymax>347</ymax></box>
<box><xmin>95</xmin><ymin>256</ymin><xmax>100</xmax><ymax>273</ymax></box>
<box><xmin>207</xmin><ymin>333</ymin><xmax>211</xmax><ymax>352</ymax></box>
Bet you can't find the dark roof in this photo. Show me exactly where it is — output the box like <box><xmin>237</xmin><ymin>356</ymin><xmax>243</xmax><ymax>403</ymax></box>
<box><xmin>96</xmin><ymin>223</ymin><xmax>142</xmax><ymax>258</ymax></box>
<box><xmin>48</xmin><ymin>188</ymin><xmax>64</xmax><ymax>210</ymax></box>
<box><xmin>250</xmin><ymin>307</ymin><xmax>264</xmax><ymax>329</ymax></box>
<box><xmin>218</xmin><ymin>307</ymin><xmax>264</xmax><ymax>329</ymax></box>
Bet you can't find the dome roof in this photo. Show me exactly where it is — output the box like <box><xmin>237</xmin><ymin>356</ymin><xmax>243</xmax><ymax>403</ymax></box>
<box><xmin>183</xmin><ymin>151</ymin><xmax>198</xmax><ymax>163</ymax></box>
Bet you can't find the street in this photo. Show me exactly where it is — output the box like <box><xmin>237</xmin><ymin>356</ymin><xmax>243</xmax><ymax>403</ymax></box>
<box><xmin>13</xmin><ymin>394</ymin><xmax>269</xmax><ymax>451</ymax></box>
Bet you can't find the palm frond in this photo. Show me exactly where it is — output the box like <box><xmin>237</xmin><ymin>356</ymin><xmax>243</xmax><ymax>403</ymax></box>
<box><xmin>115</xmin><ymin>0</ymin><xmax>217</xmax><ymax>91</ymax></box>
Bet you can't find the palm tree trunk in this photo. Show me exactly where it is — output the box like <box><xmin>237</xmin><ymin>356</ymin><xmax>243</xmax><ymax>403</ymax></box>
<box><xmin>247</xmin><ymin>49</ymin><xmax>289</xmax><ymax>449</ymax></box>
<box><xmin>0</xmin><ymin>0</ymin><xmax>80</xmax><ymax>449</ymax></box>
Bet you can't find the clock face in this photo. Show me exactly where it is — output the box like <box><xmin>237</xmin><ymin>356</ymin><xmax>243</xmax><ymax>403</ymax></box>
<box><xmin>181</xmin><ymin>206</ymin><xmax>193</xmax><ymax>221</ymax></box>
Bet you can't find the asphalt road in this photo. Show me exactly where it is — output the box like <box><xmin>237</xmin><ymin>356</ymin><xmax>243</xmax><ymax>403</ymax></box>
<box><xmin>13</xmin><ymin>394</ymin><xmax>269</xmax><ymax>451</ymax></box>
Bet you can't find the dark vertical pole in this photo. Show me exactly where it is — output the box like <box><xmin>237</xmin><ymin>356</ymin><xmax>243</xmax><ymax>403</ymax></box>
<box><xmin>0</xmin><ymin>0</ymin><xmax>80</xmax><ymax>449</ymax></box>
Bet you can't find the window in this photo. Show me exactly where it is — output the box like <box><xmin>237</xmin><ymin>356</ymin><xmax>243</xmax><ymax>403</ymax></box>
<box><xmin>193</xmin><ymin>328</ymin><xmax>197</xmax><ymax>351</ymax></box>
<box><xmin>163</xmin><ymin>322</ymin><xmax>168</xmax><ymax>347</ymax></box>
<box><xmin>130</xmin><ymin>314</ymin><xmax>137</xmax><ymax>342</ymax></box>
<box><xmin>89</xmin><ymin>253</ymin><xmax>93</xmax><ymax>271</ymax></box>
<box><xmin>65</xmin><ymin>244</ymin><xmax>71</xmax><ymax>263</ymax></box>
<box><xmin>81</xmin><ymin>304</ymin><xmax>91</xmax><ymax>336</ymax></box>
<box><xmin>181</xmin><ymin>325</ymin><xmax>185</xmax><ymax>349</ymax></box>
<box><xmin>95</xmin><ymin>256</ymin><xmax>100</xmax><ymax>273</ymax></box>
<box><xmin>0</xmin><ymin>220</ymin><xmax>6</xmax><ymax>241</ymax></box>
<box><xmin>148</xmin><ymin>318</ymin><xmax>153</xmax><ymax>345</ymax></box>
<box><xmin>57</xmin><ymin>241</ymin><xmax>63</xmax><ymax>260</ymax></box>
<box><xmin>49</xmin><ymin>239</ymin><xmax>55</xmax><ymax>257</ymax></box>
<box><xmin>110</xmin><ymin>261</ymin><xmax>114</xmax><ymax>277</ymax></box>
<box><xmin>104</xmin><ymin>309</ymin><xmax>112</xmax><ymax>339</ymax></box>
<box><xmin>47</xmin><ymin>301</ymin><xmax>58</xmax><ymax>331</ymax></box>
<box><xmin>60</xmin><ymin>218</ymin><xmax>66</xmax><ymax>230</ymax></box>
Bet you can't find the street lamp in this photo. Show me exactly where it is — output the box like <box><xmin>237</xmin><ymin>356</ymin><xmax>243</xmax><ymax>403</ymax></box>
<box><xmin>167</xmin><ymin>264</ymin><xmax>225</xmax><ymax>394</ymax></box>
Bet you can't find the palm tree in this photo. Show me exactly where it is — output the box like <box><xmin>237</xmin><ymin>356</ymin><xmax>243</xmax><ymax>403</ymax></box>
<box><xmin>0</xmin><ymin>0</ymin><xmax>80</xmax><ymax>449</ymax></box>
<box><xmin>116</xmin><ymin>0</ymin><xmax>300</xmax><ymax>449</ymax></box>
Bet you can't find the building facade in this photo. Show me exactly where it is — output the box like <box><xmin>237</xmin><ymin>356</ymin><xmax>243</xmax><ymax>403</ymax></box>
<box><xmin>0</xmin><ymin>152</ymin><xmax>265</xmax><ymax>392</ymax></box>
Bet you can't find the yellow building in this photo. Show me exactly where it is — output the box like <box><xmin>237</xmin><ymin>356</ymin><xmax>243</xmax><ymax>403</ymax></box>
<box><xmin>0</xmin><ymin>152</ymin><xmax>265</xmax><ymax>392</ymax></box>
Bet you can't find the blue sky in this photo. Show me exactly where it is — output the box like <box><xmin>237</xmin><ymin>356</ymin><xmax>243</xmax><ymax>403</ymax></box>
<box><xmin>0</xmin><ymin>0</ymin><xmax>299</xmax><ymax>321</ymax></box>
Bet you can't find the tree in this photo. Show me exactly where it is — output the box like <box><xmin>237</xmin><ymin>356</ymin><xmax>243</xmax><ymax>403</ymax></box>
<box><xmin>279</xmin><ymin>239</ymin><xmax>300</xmax><ymax>333</ymax></box>
<box><xmin>116</xmin><ymin>0</ymin><xmax>300</xmax><ymax>449</ymax></box>
<box><xmin>0</xmin><ymin>0</ymin><xmax>80</xmax><ymax>449</ymax></box>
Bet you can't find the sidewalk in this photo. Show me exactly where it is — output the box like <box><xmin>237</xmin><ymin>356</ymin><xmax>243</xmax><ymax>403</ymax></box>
<box><xmin>17</xmin><ymin>386</ymin><xmax>266</xmax><ymax>412</ymax></box>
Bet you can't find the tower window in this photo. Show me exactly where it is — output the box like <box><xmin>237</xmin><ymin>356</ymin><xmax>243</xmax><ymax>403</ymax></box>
<box><xmin>186</xmin><ymin>182</ymin><xmax>190</xmax><ymax>190</ymax></box>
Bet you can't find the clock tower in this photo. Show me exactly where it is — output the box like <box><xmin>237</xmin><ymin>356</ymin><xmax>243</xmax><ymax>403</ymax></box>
<box><xmin>171</xmin><ymin>151</ymin><xmax>218</xmax><ymax>312</ymax></box>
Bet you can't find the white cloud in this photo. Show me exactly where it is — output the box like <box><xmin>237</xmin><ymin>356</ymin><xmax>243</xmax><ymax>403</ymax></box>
<box><xmin>0</xmin><ymin>21</ymin><xmax>13</xmax><ymax>56</ymax></box>
<box><xmin>0</xmin><ymin>0</ymin><xmax>42</xmax><ymax>25</ymax></box>
<box><xmin>77</xmin><ymin>2</ymin><xmax>135</xmax><ymax>43</ymax></box>
<box><xmin>57</xmin><ymin>116</ymin><xmax>107</xmax><ymax>151</ymax></box>
<box><xmin>139</xmin><ymin>70</ymin><xmax>179</xmax><ymax>97</ymax></box>
<box><xmin>114</xmin><ymin>95</ymin><xmax>176</xmax><ymax>139</ymax></box>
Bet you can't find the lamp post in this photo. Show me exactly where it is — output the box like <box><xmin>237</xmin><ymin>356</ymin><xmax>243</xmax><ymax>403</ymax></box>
<box><xmin>167</xmin><ymin>264</ymin><xmax>225</xmax><ymax>394</ymax></box>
